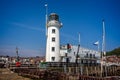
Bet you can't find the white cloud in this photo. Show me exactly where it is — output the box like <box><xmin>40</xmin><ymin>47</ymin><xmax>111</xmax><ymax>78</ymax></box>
<box><xmin>19</xmin><ymin>49</ymin><xmax>45</xmax><ymax>57</ymax></box>
<box><xmin>60</xmin><ymin>32</ymin><xmax>78</xmax><ymax>45</ymax></box>
<box><xmin>10</xmin><ymin>22</ymin><xmax>78</xmax><ymax>43</ymax></box>
<box><xmin>0</xmin><ymin>48</ymin><xmax>16</xmax><ymax>56</ymax></box>
<box><xmin>11</xmin><ymin>22</ymin><xmax>45</xmax><ymax>32</ymax></box>
<box><xmin>0</xmin><ymin>46</ymin><xmax>45</xmax><ymax>57</ymax></box>
<box><xmin>61</xmin><ymin>33</ymin><xmax>78</xmax><ymax>41</ymax></box>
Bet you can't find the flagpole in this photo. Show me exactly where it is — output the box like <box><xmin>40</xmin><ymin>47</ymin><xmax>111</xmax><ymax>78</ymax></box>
<box><xmin>101</xmin><ymin>19</ymin><xmax>104</xmax><ymax>77</ymax></box>
<box><xmin>101</xmin><ymin>19</ymin><xmax>107</xmax><ymax>77</ymax></box>
<box><xmin>97</xmin><ymin>41</ymin><xmax>99</xmax><ymax>77</ymax></box>
<box><xmin>78</xmin><ymin>33</ymin><xmax>83</xmax><ymax>75</ymax></box>
<box><xmin>103</xmin><ymin>19</ymin><xmax>107</xmax><ymax>77</ymax></box>
<box><xmin>98</xmin><ymin>41</ymin><xmax>99</xmax><ymax>53</ymax></box>
<box><xmin>93</xmin><ymin>41</ymin><xmax>100</xmax><ymax>76</ymax></box>
<box><xmin>45</xmin><ymin>4</ymin><xmax>48</xmax><ymax>37</ymax></box>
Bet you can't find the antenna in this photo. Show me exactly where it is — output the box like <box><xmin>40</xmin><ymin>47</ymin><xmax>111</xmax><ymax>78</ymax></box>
<box><xmin>45</xmin><ymin>4</ymin><xmax>48</xmax><ymax>37</ymax></box>
<box><xmin>16</xmin><ymin>47</ymin><xmax>18</xmax><ymax>56</ymax></box>
<box><xmin>16</xmin><ymin>47</ymin><xmax>18</xmax><ymax>61</ymax></box>
<box><xmin>78</xmin><ymin>32</ymin><xmax>80</xmax><ymax>45</ymax></box>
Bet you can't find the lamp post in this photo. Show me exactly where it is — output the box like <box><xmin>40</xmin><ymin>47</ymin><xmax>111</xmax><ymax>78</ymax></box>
<box><xmin>16</xmin><ymin>47</ymin><xmax>19</xmax><ymax>61</ymax></box>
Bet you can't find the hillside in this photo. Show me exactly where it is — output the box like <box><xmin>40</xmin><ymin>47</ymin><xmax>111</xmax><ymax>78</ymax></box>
<box><xmin>106</xmin><ymin>47</ymin><xmax>120</xmax><ymax>56</ymax></box>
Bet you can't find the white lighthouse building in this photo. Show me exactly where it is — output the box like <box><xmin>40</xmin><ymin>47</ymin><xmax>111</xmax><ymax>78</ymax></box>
<box><xmin>46</xmin><ymin>13</ymin><xmax>62</xmax><ymax>62</ymax></box>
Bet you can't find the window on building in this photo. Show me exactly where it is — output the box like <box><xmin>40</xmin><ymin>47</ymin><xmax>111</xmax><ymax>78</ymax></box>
<box><xmin>93</xmin><ymin>54</ymin><xmax>95</xmax><ymax>58</ymax></box>
<box><xmin>74</xmin><ymin>52</ymin><xmax>75</xmax><ymax>55</ymax></box>
<box><xmin>92</xmin><ymin>60</ymin><xmax>95</xmax><ymax>64</ymax></box>
<box><xmin>81</xmin><ymin>60</ymin><xmax>83</xmax><ymax>64</ymax></box>
<box><xmin>51</xmin><ymin>57</ymin><xmax>55</xmax><ymax>61</ymax></box>
<box><xmin>86</xmin><ymin>53</ymin><xmax>88</xmax><ymax>58</ymax></box>
<box><xmin>51</xmin><ymin>47</ymin><xmax>55</xmax><ymax>52</ymax></box>
<box><xmin>52</xmin><ymin>29</ymin><xmax>55</xmax><ymax>33</ymax></box>
<box><xmin>90</xmin><ymin>54</ymin><xmax>92</xmax><ymax>58</ymax></box>
<box><xmin>65</xmin><ymin>53</ymin><xmax>67</xmax><ymax>57</ymax></box>
<box><xmin>86</xmin><ymin>60</ymin><xmax>88</xmax><ymax>64</ymax></box>
<box><xmin>88</xmin><ymin>60</ymin><xmax>90</xmax><ymax>63</ymax></box>
<box><xmin>52</xmin><ymin>37</ymin><xmax>55</xmax><ymax>42</ymax></box>
<box><xmin>66</xmin><ymin>58</ymin><xmax>69</xmax><ymax>63</ymax></box>
<box><xmin>83</xmin><ymin>60</ymin><xmax>86</xmax><ymax>64</ymax></box>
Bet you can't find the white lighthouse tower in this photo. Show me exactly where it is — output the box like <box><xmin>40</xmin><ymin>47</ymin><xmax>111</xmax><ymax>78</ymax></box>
<box><xmin>46</xmin><ymin>13</ymin><xmax>62</xmax><ymax>62</ymax></box>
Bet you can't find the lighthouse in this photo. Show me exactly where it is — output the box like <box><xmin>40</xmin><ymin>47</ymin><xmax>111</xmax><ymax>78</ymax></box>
<box><xmin>46</xmin><ymin>13</ymin><xmax>62</xmax><ymax>62</ymax></box>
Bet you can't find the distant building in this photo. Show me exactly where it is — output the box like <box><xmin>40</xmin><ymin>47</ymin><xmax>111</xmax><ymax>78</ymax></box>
<box><xmin>0</xmin><ymin>56</ymin><xmax>9</xmax><ymax>63</ymax></box>
<box><xmin>60</xmin><ymin>44</ymin><xmax>100</xmax><ymax>64</ymax></box>
<box><xmin>102</xmin><ymin>55</ymin><xmax>120</xmax><ymax>66</ymax></box>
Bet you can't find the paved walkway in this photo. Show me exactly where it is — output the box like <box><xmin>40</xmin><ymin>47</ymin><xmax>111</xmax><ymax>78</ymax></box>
<box><xmin>0</xmin><ymin>68</ymin><xmax>32</xmax><ymax>80</ymax></box>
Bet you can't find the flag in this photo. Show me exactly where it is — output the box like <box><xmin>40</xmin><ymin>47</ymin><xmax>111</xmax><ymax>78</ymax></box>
<box><xmin>93</xmin><ymin>41</ymin><xmax>99</xmax><ymax>46</ymax></box>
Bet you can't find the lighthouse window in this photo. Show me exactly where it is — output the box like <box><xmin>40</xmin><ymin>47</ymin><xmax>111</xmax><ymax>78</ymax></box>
<box><xmin>52</xmin><ymin>47</ymin><xmax>55</xmax><ymax>52</ymax></box>
<box><xmin>52</xmin><ymin>37</ymin><xmax>55</xmax><ymax>42</ymax></box>
<box><xmin>51</xmin><ymin>57</ymin><xmax>55</xmax><ymax>61</ymax></box>
<box><xmin>52</xmin><ymin>29</ymin><xmax>55</xmax><ymax>33</ymax></box>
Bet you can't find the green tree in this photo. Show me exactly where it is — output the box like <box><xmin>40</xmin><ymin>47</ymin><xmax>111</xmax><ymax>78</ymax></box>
<box><xmin>106</xmin><ymin>47</ymin><xmax>120</xmax><ymax>56</ymax></box>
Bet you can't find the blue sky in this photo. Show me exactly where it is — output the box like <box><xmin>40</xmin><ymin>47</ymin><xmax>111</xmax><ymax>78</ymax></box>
<box><xmin>0</xmin><ymin>0</ymin><xmax>120</xmax><ymax>57</ymax></box>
